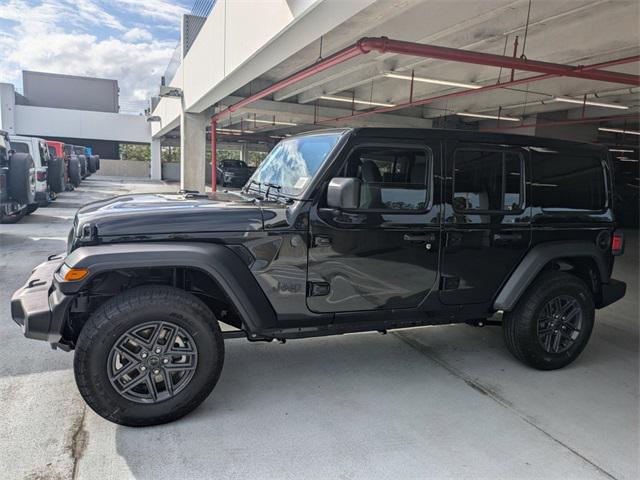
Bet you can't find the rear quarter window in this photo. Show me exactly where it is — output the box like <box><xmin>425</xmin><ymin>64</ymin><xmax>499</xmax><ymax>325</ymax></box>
<box><xmin>531</xmin><ymin>148</ymin><xmax>606</xmax><ymax>211</ymax></box>
<box><xmin>11</xmin><ymin>142</ymin><xmax>29</xmax><ymax>154</ymax></box>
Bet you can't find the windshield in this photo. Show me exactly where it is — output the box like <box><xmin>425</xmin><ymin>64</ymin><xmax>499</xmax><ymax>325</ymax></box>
<box><xmin>221</xmin><ymin>160</ymin><xmax>248</xmax><ymax>169</ymax></box>
<box><xmin>247</xmin><ymin>133</ymin><xmax>341</xmax><ymax>197</ymax></box>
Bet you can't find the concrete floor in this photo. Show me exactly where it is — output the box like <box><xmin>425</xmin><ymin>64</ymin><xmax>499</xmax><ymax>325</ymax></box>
<box><xmin>1</xmin><ymin>178</ymin><xmax>638</xmax><ymax>480</ymax></box>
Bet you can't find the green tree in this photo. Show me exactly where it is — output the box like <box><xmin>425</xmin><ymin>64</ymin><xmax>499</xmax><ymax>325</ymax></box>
<box><xmin>120</xmin><ymin>144</ymin><xmax>150</xmax><ymax>161</ymax></box>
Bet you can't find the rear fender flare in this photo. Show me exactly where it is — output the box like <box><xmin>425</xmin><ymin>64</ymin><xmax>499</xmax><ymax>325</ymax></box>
<box><xmin>61</xmin><ymin>242</ymin><xmax>277</xmax><ymax>332</ymax></box>
<box><xmin>493</xmin><ymin>241</ymin><xmax>608</xmax><ymax>311</ymax></box>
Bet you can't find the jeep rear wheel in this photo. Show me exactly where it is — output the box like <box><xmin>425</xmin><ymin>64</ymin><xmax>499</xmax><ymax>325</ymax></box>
<box><xmin>68</xmin><ymin>157</ymin><xmax>81</xmax><ymax>186</ymax></box>
<box><xmin>8</xmin><ymin>152</ymin><xmax>36</xmax><ymax>205</ymax></box>
<box><xmin>74</xmin><ymin>285</ymin><xmax>224</xmax><ymax>426</ymax></box>
<box><xmin>502</xmin><ymin>271</ymin><xmax>594</xmax><ymax>370</ymax></box>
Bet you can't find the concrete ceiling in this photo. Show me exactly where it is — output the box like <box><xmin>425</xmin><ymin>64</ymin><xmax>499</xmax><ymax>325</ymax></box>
<box><xmin>218</xmin><ymin>0</ymin><xmax>639</xmax><ymax>140</ymax></box>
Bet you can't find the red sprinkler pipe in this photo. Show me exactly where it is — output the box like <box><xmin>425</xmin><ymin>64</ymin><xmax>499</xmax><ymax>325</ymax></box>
<box><xmin>316</xmin><ymin>54</ymin><xmax>640</xmax><ymax>125</ymax></box>
<box><xmin>480</xmin><ymin>114</ymin><xmax>640</xmax><ymax>132</ymax></box>
<box><xmin>210</xmin><ymin>37</ymin><xmax>639</xmax><ymax>125</ymax></box>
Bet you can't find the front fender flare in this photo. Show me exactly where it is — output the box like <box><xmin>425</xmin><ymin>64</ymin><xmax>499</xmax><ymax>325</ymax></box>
<box><xmin>60</xmin><ymin>242</ymin><xmax>277</xmax><ymax>333</ymax></box>
<box><xmin>493</xmin><ymin>241</ymin><xmax>608</xmax><ymax>311</ymax></box>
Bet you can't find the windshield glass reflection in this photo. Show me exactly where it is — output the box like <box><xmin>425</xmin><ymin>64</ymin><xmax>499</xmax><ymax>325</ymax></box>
<box><xmin>247</xmin><ymin>133</ymin><xmax>341</xmax><ymax>197</ymax></box>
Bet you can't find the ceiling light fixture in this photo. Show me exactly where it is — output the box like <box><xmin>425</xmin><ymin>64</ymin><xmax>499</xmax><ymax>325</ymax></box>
<box><xmin>554</xmin><ymin>97</ymin><xmax>629</xmax><ymax>110</ymax></box>
<box><xmin>247</xmin><ymin>118</ymin><xmax>298</xmax><ymax>126</ymax></box>
<box><xmin>456</xmin><ymin>112</ymin><xmax>521</xmax><ymax>122</ymax></box>
<box><xmin>384</xmin><ymin>72</ymin><xmax>481</xmax><ymax>90</ymax></box>
<box><xmin>320</xmin><ymin>95</ymin><xmax>395</xmax><ymax>107</ymax></box>
<box><xmin>599</xmin><ymin>127</ymin><xmax>640</xmax><ymax>136</ymax></box>
<box><xmin>609</xmin><ymin>148</ymin><xmax>635</xmax><ymax>153</ymax></box>
<box><xmin>217</xmin><ymin>128</ymin><xmax>255</xmax><ymax>134</ymax></box>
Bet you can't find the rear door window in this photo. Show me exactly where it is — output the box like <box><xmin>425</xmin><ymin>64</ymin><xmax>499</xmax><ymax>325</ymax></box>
<box><xmin>453</xmin><ymin>149</ymin><xmax>524</xmax><ymax>212</ymax></box>
<box><xmin>531</xmin><ymin>149</ymin><xmax>606</xmax><ymax>211</ymax></box>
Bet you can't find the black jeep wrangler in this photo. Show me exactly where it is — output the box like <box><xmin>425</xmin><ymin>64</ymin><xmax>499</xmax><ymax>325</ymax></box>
<box><xmin>11</xmin><ymin>128</ymin><xmax>626</xmax><ymax>426</ymax></box>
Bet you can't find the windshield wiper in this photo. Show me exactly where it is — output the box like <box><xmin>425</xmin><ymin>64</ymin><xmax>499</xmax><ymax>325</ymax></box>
<box><xmin>264</xmin><ymin>182</ymin><xmax>281</xmax><ymax>198</ymax></box>
<box><xmin>263</xmin><ymin>183</ymin><xmax>294</xmax><ymax>204</ymax></box>
<box><xmin>243</xmin><ymin>179</ymin><xmax>265</xmax><ymax>200</ymax></box>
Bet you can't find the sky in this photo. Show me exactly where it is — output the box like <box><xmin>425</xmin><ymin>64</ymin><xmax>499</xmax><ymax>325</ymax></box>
<box><xmin>0</xmin><ymin>0</ymin><xmax>193</xmax><ymax>113</ymax></box>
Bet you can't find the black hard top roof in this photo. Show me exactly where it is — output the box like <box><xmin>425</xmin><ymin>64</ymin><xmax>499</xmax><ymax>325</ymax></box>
<box><xmin>349</xmin><ymin>127</ymin><xmax>607</xmax><ymax>152</ymax></box>
<box><xmin>291</xmin><ymin>127</ymin><xmax>606</xmax><ymax>153</ymax></box>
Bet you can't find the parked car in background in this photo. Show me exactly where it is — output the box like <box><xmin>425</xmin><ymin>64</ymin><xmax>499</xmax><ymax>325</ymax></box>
<box><xmin>10</xmin><ymin>135</ymin><xmax>52</xmax><ymax>208</ymax></box>
<box><xmin>0</xmin><ymin>130</ymin><xmax>36</xmax><ymax>223</ymax></box>
<box><xmin>45</xmin><ymin>140</ymin><xmax>69</xmax><ymax>193</ymax></box>
<box><xmin>64</xmin><ymin>144</ymin><xmax>82</xmax><ymax>187</ymax></box>
<box><xmin>216</xmin><ymin>159</ymin><xmax>253</xmax><ymax>187</ymax></box>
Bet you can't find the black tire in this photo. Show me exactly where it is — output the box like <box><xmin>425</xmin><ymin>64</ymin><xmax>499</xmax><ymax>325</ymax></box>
<box><xmin>503</xmin><ymin>271</ymin><xmax>595</xmax><ymax>370</ymax></box>
<box><xmin>1</xmin><ymin>206</ymin><xmax>26</xmax><ymax>224</ymax></box>
<box><xmin>95</xmin><ymin>156</ymin><xmax>100</xmax><ymax>170</ymax></box>
<box><xmin>78</xmin><ymin>155</ymin><xmax>88</xmax><ymax>178</ymax></box>
<box><xmin>26</xmin><ymin>203</ymin><xmax>38</xmax><ymax>214</ymax></box>
<box><xmin>88</xmin><ymin>155</ymin><xmax>98</xmax><ymax>173</ymax></box>
<box><xmin>74</xmin><ymin>285</ymin><xmax>225</xmax><ymax>427</ymax></box>
<box><xmin>8</xmin><ymin>153</ymin><xmax>36</xmax><ymax>204</ymax></box>
<box><xmin>48</xmin><ymin>156</ymin><xmax>66</xmax><ymax>193</ymax></box>
<box><xmin>69</xmin><ymin>157</ymin><xmax>81</xmax><ymax>186</ymax></box>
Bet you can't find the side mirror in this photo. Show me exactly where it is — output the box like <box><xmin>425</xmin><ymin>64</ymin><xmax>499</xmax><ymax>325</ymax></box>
<box><xmin>327</xmin><ymin>177</ymin><xmax>361</xmax><ymax>210</ymax></box>
<box><xmin>8</xmin><ymin>149</ymin><xmax>15</xmax><ymax>156</ymax></box>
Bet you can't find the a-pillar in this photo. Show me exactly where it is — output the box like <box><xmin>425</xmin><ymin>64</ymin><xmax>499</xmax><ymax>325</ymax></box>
<box><xmin>150</xmin><ymin>139</ymin><xmax>161</xmax><ymax>180</ymax></box>
<box><xmin>180</xmin><ymin>112</ymin><xmax>207</xmax><ymax>191</ymax></box>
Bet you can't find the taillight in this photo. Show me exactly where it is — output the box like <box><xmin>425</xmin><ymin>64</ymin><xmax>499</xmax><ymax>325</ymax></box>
<box><xmin>612</xmin><ymin>231</ymin><xmax>625</xmax><ymax>256</ymax></box>
<box><xmin>36</xmin><ymin>170</ymin><xmax>47</xmax><ymax>181</ymax></box>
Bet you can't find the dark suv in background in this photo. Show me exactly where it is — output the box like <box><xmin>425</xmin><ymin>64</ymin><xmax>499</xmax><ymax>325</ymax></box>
<box><xmin>216</xmin><ymin>159</ymin><xmax>253</xmax><ymax>187</ymax></box>
<box><xmin>11</xmin><ymin>128</ymin><xmax>626</xmax><ymax>427</ymax></box>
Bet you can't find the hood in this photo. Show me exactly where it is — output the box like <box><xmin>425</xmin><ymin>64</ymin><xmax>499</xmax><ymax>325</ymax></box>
<box><xmin>73</xmin><ymin>191</ymin><xmax>263</xmax><ymax>241</ymax></box>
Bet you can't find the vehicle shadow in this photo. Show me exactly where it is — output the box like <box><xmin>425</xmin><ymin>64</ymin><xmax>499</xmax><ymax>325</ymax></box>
<box><xmin>112</xmin><ymin>328</ymin><xmax>515</xmax><ymax>479</ymax></box>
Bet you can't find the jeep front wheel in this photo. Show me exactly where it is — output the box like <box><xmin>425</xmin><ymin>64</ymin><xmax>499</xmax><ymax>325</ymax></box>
<box><xmin>502</xmin><ymin>271</ymin><xmax>594</xmax><ymax>370</ymax></box>
<box><xmin>74</xmin><ymin>285</ymin><xmax>224</xmax><ymax>426</ymax></box>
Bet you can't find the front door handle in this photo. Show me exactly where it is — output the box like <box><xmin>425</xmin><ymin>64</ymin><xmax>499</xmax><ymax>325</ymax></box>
<box><xmin>403</xmin><ymin>233</ymin><xmax>435</xmax><ymax>242</ymax></box>
<box><xmin>314</xmin><ymin>236</ymin><xmax>331</xmax><ymax>247</ymax></box>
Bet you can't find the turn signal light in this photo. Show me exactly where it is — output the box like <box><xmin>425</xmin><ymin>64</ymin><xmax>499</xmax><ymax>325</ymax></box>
<box><xmin>612</xmin><ymin>232</ymin><xmax>625</xmax><ymax>256</ymax></box>
<box><xmin>63</xmin><ymin>267</ymin><xmax>89</xmax><ymax>281</ymax></box>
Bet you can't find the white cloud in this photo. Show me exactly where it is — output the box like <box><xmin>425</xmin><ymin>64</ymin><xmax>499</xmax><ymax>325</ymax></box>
<box><xmin>123</xmin><ymin>27</ymin><xmax>153</xmax><ymax>42</ymax></box>
<box><xmin>0</xmin><ymin>0</ymin><xmax>182</xmax><ymax>113</ymax></box>
<box><xmin>112</xmin><ymin>0</ymin><xmax>189</xmax><ymax>23</ymax></box>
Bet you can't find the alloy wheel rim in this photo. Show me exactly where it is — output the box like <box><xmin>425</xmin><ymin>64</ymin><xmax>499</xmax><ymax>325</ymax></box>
<box><xmin>537</xmin><ymin>295</ymin><xmax>583</xmax><ymax>354</ymax></box>
<box><xmin>107</xmin><ymin>321</ymin><xmax>198</xmax><ymax>403</ymax></box>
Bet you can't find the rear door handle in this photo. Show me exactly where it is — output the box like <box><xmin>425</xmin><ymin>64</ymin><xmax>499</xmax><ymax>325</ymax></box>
<box><xmin>493</xmin><ymin>233</ymin><xmax>522</xmax><ymax>241</ymax></box>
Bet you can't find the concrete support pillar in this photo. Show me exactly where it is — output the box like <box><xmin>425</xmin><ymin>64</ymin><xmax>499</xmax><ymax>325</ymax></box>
<box><xmin>240</xmin><ymin>143</ymin><xmax>249</xmax><ymax>163</ymax></box>
<box><xmin>0</xmin><ymin>83</ymin><xmax>16</xmax><ymax>135</ymax></box>
<box><xmin>180</xmin><ymin>112</ymin><xmax>207</xmax><ymax>192</ymax></box>
<box><xmin>150</xmin><ymin>139</ymin><xmax>161</xmax><ymax>180</ymax></box>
